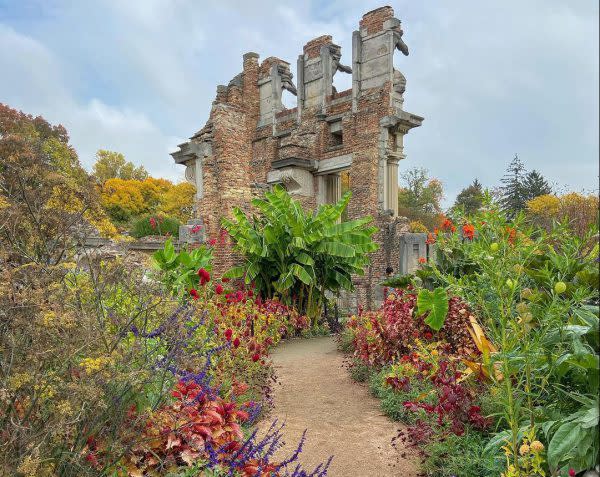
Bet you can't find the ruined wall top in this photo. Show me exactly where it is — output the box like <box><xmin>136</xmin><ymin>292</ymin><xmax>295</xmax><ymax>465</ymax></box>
<box><xmin>359</xmin><ymin>6</ymin><xmax>395</xmax><ymax>35</ymax></box>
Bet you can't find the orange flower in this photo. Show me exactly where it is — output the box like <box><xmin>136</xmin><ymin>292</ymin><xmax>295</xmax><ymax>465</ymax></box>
<box><xmin>441</xmin><ymin>218</ymin><xmax>455</xmax><ymax>232</ymax></box>
<box><xmin>462</xmin><ymin>224</ymin><xmax>475</xmax><ymax>241</ymax></box>
<box><xmin>418</xmin><ymin>257</ymin><xmax>427</xmax><ymax>264</ymax></box>
<box><xmin>426</xmin><ymin>232</ymin><xmax>436</xmax><ymax>245</ymax></box>
<box><xmin>505</xmin><ymin>226</ymin><xmax>517</xmax><ymax>245</ymax></box>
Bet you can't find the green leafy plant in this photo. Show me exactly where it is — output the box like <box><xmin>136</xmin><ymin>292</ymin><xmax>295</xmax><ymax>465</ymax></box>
<box><xmin>131</xmin><ymin>214</ymin><xmax>181</xmax><ymax>238</ymax></box>
<box><xmin>222</xmin><ymin>185</ymin><xmax>378</xmax><ymax>321</ymax></box>
<box><xmin>416</xmin><ymin>287</ymin><xmax>449</xmax><ymax>331</ymax></box>
<box><xmin>152</xmin><ymin>239</ymin><xmax>213</xmax><ymax>296</ymax></box>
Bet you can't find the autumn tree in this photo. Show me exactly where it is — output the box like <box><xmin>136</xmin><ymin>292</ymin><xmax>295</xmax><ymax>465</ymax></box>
<box><xmin>398</xmin><ymin>167</ymin><xmax>444</xmax><ymax>230</ymax></box>
<box><xmin>92</xmin><ymin>149</ymin><xmax>148</xmax><ymax>183</ymax></box>
<box><xmin>0</xmin><ymin>103</ymin><xmax>116</xmax><ymax>265</ymax></box>
<box><xmin>527</xmin><ymin>193</ymin><xmax>599</xmax><ymax>236</ymax></box>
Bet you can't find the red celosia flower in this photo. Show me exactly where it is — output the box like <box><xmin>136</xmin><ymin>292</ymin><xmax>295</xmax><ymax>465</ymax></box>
<box><xmin>222</xmin><ymin>277</ymin><xmax>230</xmax><ymax>283</ymax></box>
<box><xmin>208</xmin><ymin>238</ymin><xmax>217</xmax><ymax>246</ymax></box>
<box><xmin>235</xmin><ymin>290</ymin><xmax>244</xmax><ymax>302</ymax></box>
<box><xmin>224</xmin><ymin>328</ymin><xmax>233</xmax><ymax>341</ymax></box>
<box><xmin>149</xmin><ymin>217</ymin><xmax>157</xmax><ymax>229</ymax></box>
<box><xmin>424</xmin><ymin>331</ymin><xmax>433</xmax><ymax>340</ymax></box>
<box><xmin>569</xmin><ymin>469</ymin><xmax>576</xmax><ymax>477</ymax></box>
<box><xmin>462</xmin><ymin>223</ymin><xmax>475</xmax><ymax>241</ymax></box>
<box><xmin>198</xmin><ymin>268</ymin><xmax>211</xmax><ymax>285</ymax></box>
<box><xmin>215</xmin><ymin>284</ymin><xmax>224</xmax><ymax>295</ymax></box>
<box><xmin>251</xmin><ymin>353</ymin><xmax>260</xmax><ymax>362</ymax></box>
<box><xmin>189</xmin><ymin>289</ymin><xmax>199</xmax><ymax>300</ymax></box>
<box><xmin>418</xmin><ymin>257</ymin><xmax>427</xmax><ymax>264</ymax></box>
<box><xmin>233</xmin><ymin>337</ymin><xmax>240</xmax><ymax>348</ymax></box>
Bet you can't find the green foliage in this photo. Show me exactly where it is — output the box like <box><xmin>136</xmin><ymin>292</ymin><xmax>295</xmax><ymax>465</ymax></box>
<box><xmin>424</xmin><ymin>205</ymin><xmax>599</xmax><ymax>474</ymax></box>
<box><xmin>397</xmin><ymin>167</ymin><xmax>444</xmax><ymax>230</ymax></box>
<box><xmin>380</xmin><ymin>273</ymin><xmax>418</xmax><ymax>288</ymax></box>
<box><xmin>349</xmin><ymin>359</ymin><xmax>372</xmax><ymax>383</ymax></box>
<box><xmin>421</xmin><ymin>431</ymin><xmax>503</xmax><ymax>477</ymax></box>
<box><xmin>417</xmin><ymin>287</ymin><xmax>449</xmax><ymax>331</ymax></box>
<box><xmin>92</xmin><ymin>149</ymin><xmax>148</xmax><ymax>183</ymax></box>
<box><xmin>500</xmin><ymin>155</ymin><xmax>552</xmax><ymax>216</ymax></box>
<box><xmin>152</xmin><ymin>239</ymin><xmax>213</xmax><ymax>297</ymax></box>
<box><xmin>452</xmin><ymin>178</ymin><xmax>484</xmax><ymax>215</ymax></box>
<box><xmin>131</xmin><ymin>214</ymin><xmax>181</xmax><ymax>238</ymax></box>
<box><xmin>222</xmin><ymin>185</ymin><xmax>378</xmax><ymax>320</ymax></box>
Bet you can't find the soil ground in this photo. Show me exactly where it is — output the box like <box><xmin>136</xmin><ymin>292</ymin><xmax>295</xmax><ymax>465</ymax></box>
<box><xmin>258</xmin><ymin>336</ymin><xmax>420</xmax><ymax>477</ymax></box>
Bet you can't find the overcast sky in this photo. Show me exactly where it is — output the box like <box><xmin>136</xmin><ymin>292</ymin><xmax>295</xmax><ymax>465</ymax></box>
<box><xmin>1</xmin><ymin>0</ymin><xmax>598</xmax><ymax>206</ymax></box>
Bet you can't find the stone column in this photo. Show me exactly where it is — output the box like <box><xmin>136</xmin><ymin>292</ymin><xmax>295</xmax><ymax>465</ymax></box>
<box><xmin>327</xmin><ymin>173</ymin><xmax>341</xmax><ymax>204</ymax></box>
<box><xmin>386</xmin><ymin>158</ymin><xmax>399</xmax><ymax>216</ymax></box>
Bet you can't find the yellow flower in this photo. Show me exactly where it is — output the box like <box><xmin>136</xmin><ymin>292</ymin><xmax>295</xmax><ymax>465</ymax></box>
<box><xmin>530</xmin><ymin>440</ymin><xmax>544</xmax><ymax>453</ymax></box>
<box><xmin>79</xmin><ymin>356</ymin><xmax>111</xmax><ymax>374</ymax></box>
<box><xmin>519</xmin><ymin>443</ymin><xmax>530</xmax><ymax>455</ymax></box>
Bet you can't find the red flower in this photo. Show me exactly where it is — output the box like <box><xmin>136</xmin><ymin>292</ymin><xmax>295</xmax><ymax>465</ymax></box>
<box><xmin>233</xmin><ymin>337</ymin><xmax>241</xmax><ymax>348</ymax></box>
<box><xmin>423</xmin><ymin>331</ymin><xmax>433</xmax><ymax>340</ymax></box>
<box><xmin>215</xmin><ymin>284</ymin><xmax>224</xmax><ymax>295</ymax></box>
<box><xmin>149</xmin><ymin>217</ymin><xmax>157</xmax><ymax>229</ymax></box>
<box><xmin>189</xmin><ymin>289</ymin><xmax>199</xmax><ymax>300</ymax></box>
<box><xmin>418</xmin><ymin>257</ymin><xmax>427</xmax><ymax>264</ymax></box>
<box><xmin>191</xmin><ymin>224</ymin><xmax>202</xmax><ymax>233</ymax></box>
<box><xmin>441</xmin><ymin>218</ymin><xmax>456</xmax><ymax>233</ymax></box>
<box><xmin>208</xmin><ymin>238</ymin><xmax>217</xmax><ymax>246</ymax></box>
<box><xmin>235</xmin><ymin>290</ymin><xmax>244</xmax><ymax>302</ymax></box>
<box><xmin>198</xmin><ymin>268</ymin><xmax>211</xmax><ymax>285</ymax></box>
<box><xmin>462</xmin><ymin>223</ymin><xmax>475</xmax><ymax>241</ymax></box>
<box><xmin>569</xmin><ymin>469</ymin><xmax>576</xmax><ymax>477</ymax></box>
<box><xmin>251</xmin><ymin>353</ymin><xmax>260</xmax><ymax>362</ymax></box>
<box><xmin>224</xmin><ymin>328</ymin><xmax>233</xmax><ymax>341</ymax></box>
<box><xmin>222</xmin><ymin>277</ymin><xmax>230</xmax><ymax>283</ymax></box>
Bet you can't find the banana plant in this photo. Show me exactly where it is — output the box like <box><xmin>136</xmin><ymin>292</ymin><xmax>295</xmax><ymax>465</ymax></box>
<box><xmin>222</xmin><ymin>185</ymin><xmax>378</xmax><ymax>322</ymax></box>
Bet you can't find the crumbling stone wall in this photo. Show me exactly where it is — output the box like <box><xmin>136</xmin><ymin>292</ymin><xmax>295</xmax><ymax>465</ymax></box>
<box><xmin>171</xmin><ymin>6</ymin><xmax>424</xmax><ymax>310</ymax></box>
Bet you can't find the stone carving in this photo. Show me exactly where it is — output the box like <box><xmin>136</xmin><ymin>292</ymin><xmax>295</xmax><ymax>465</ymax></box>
<box><xmin>184</xmin><ymin>163</ymin><xmax>195</xmax><ymax>184</ymax></box>
<box><xmin>278</xmin><ymin>65</ymin><xmax>297</xmax><ymax>96</ymax></box>
<box><xmin>392</xmin><ymin>22</ymin><xmax>409</xmax><ymax>56</ymax></box>
<box><xmin>329</xmin><ymin>44</ymin><xmax>352</xmax><ymax>76</ymax></box>
<box><xmin>393</xmin><ymin>69</ymin><xmax>406</xmax><ymax>96</ymax></box>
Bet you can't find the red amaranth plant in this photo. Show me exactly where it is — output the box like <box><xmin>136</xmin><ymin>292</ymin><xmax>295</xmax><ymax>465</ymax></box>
<box><xmin>348</xmin><ymin>289</ymin><xmax>476</xmax><ymax>366</ymax></box>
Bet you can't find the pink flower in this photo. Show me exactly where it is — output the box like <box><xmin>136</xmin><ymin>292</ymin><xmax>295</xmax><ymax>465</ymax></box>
<box><xmin>208</xmin><ymin>238</ymin><xmax>217</xmax><ymax>246</ymax></box>
<box><xmin>569</xmin><ymin>469</ymin><xmax>576</xmax><ymax>477</ymax></box>
<box><xmin>149</xmin><ymin>217</ymin><xmax>157</xmax><ymax>229</ymax></box>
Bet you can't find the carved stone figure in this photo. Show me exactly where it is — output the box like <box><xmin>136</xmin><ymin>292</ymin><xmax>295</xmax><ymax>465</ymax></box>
<box><xmin>392</xmin><ymin>23</ymin><xmax>409</xmax><ymax>56</ymax></box>
<box><xmin>278</xmin><ymin>65</ymin><xmax>297</xmax><ymax>96</ymax></box>
<box><xmin>393</xmin><ymin>69</ymin><xmax>406</xmax><ymax>95</ymax></box>
<box><xmin>329</xmin><ymin>45</ymin><xmax>352</xmax><ymax>76</ymax></box>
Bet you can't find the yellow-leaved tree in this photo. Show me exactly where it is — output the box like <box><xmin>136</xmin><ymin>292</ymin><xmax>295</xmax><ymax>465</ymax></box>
<box><xmin>526</xmin><ymin>193</ymin><xmax>599</xmax><ymax>236</ymax></box>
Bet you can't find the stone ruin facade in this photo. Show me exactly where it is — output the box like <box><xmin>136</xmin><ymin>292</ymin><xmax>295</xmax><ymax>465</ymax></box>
<box><xmin>171</xmin><ymin>6</ymin><xmax>424</xmax><ymax>310</ymax></box>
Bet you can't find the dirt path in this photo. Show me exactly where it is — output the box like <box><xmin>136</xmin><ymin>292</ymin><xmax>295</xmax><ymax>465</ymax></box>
<box><xmin>258</xmin><ymin>336</ymin><xmax>419</xmax><ymax>477</ymax></box>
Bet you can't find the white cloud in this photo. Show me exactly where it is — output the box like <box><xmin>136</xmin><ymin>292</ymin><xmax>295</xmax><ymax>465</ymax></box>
<box><xmin>1</xmin><ymin>0</ymin><xmax>597</xmax><ymax>205</ymax></box>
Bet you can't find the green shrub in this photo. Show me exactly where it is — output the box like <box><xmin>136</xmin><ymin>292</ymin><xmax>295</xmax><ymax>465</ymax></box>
<box><xmin>130</xmin><ymin>214</ymin><xmax>180</xmax><ymax>238</ymax></box>
<box><xmin>348</xmin><ymin>358</ymin><xmax>372</xmax><ymax>383</ymax></box>
<box><xmin>421</xmin><ymin>431</ymin><xmax>503</xmax><ymax>477</ymax></box>
<box><xmin>368</xmin><ymin>367</ymin><xmax>434</xmax><ymax>423</ymax></box>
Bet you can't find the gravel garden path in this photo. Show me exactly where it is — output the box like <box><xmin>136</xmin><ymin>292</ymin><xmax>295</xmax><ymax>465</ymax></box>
<box><xmin>258</xmin><ymin>336</ymin><xmax>419</xmax><ymax>477</ymax></box>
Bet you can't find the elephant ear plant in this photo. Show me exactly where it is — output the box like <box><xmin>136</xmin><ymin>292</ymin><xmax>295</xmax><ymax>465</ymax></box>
<box><xmin>222</xmin><ymin>185</ymin><xmax>378</xmax><ymax>323</ymax></box>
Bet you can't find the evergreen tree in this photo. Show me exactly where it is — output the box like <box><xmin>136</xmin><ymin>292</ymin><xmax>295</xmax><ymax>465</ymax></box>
<box><xmin>500</xmin><ymin>154</ymin><xmax>527</xmax><ymax>216</ymax></box>
<box><xmin>523</xmin><ymin>169</ymin><xmax>552</xmax><ymax>201</ymax></box>
<box><xmin>452</xmin><ymin>178</ymin><xmax>484</xmax><ymax>215</ymax></box>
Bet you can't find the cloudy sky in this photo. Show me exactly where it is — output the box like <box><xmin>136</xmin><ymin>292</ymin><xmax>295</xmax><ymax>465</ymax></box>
<box><xmin>1</xmin><ymin>0</ymin><xmax>598</xmax><ymax>206</ymax></box>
